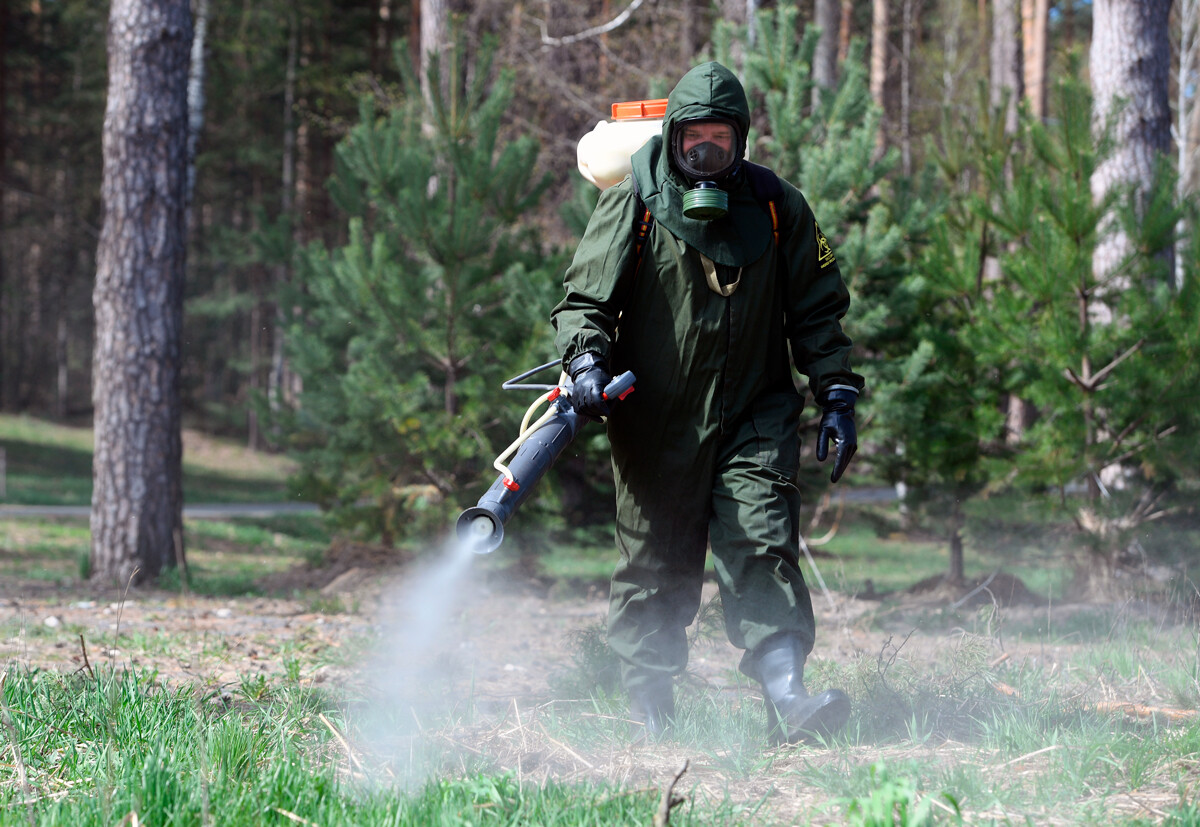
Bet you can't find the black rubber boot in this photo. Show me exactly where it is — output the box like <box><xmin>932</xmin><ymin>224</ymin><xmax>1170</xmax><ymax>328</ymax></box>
<box><xmin>755</xmin><ymin>636</ymin><xmax>850</xmax><ymax>746</ymax></box>
<box><xmin>628</xmin><ymin>677</ymin><xmax>675</xmax><ymax>741</ymax></box>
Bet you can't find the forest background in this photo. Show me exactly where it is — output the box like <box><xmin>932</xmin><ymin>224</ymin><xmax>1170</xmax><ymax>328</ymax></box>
<box><xmin>1</xmin><ymin>0</ymin><xmax>1199</xmax><ymax>592</ymax></box>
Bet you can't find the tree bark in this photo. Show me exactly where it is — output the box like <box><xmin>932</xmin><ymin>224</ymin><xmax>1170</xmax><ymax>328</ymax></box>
<box><xmin>722</xmin><ymin>0</ymin><xmax>747</xmax><ymax>74</ymax></box>
<box><xmin>1090</xmin><ymin>0</ymin><xmax>1174</xmax><ymax>286</ymax></box>
<box><xmin>871</xmin><ymin>0</ymin><xmax>889</xmax><ymax>150</ymax></box>
<box><xmin>91</xmin><ymin>0</ymin><xmax>191</xmax><ymax>584</ymax></box>
<box><xmin>991</xmin><ymin>0</ymin><xmax>1022</xmax><ymax>135</ymax></box>
<box><xmin>185</xmin><ymin>0</ymin><xmax>209</xmax><ymax>214</ymax></box>
<box><xmin>900</xmin><ymin>0</ymin><xmax>916</xmax><ymax>175</ymax></box>
<box><xmin>838</xmin><ymin>0</ymin><xmax>853</xmax><ymax>64</ymax></box>
<box><xmin>420</xmin><ymin>0</ymin><xmax>449</xmax><ymax>110</ymax></box>
<box><xmin>814</xmin><ymin>0</ymin><xmax>841</xmax><ymax>92</ymax></box>
<box><xmin>266</xmin><ymin>9</ymin><xmax>299</xmax><ymax>446</ymax></box>
<box><xmin>1021</xmin><ymin>0</ymin><xmax>1048</xmax><ymax>119</ymax></box>
<box><xmin>1177</xmin><ymin>0</ymin><xmax>1198</xmax><ymax>288</ymax></box>
<box><xmin>0</xmin><ymin>0</ymin><xmax>7</xmax><ymax>410</ymax></box>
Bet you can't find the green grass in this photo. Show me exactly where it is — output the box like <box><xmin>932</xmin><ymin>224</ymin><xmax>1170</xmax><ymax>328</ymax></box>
<box><xmin>0</xmin><ymin>668</ymin><xmax>739</xmax><ymax>826</ymax></box>
<box><xmin>0</xmin><ymin>413</ymin><xmax>298</xmax><ymax>505</ymax></box>
<box><xmin>0</xmin><ymin>514</ymin><xmax>330</xmax><ymax>596</ymax></box>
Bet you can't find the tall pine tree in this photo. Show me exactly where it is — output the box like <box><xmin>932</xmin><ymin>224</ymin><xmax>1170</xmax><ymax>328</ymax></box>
<box><xmin>276</xmin><ymin>35</ymin><xmax>562</xmax><ymax>544</ymax></box>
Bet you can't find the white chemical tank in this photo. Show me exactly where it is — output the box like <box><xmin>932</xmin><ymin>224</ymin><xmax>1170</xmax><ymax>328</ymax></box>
<box><xmin>576</xmin><ymin>99</ymin><xmax>667</xmax><ymax>190</ymax></box>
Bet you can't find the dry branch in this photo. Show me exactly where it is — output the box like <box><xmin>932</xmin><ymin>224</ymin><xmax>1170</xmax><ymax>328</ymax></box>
<box><xmin>1094</xmin><ymin>701</ymin><xmax>1199</xmax><ymax>725</ymax></box>
<box><xmin>319</xmin><ymin>713</ymin><xmax>365</xmax><ymax>772</ymax></box>
<box><xmin>653</xmin><ymin>760</ymin><xmax>690</xmax><ymax>827</ymax></box>
<box><xmin>77</xmin><ymin>634</ymin><xmax>96</xmax><ymax>681</ymax></box>
<box><xmin>991</xmin><ymin>681</ymin><xmax>1021</xmax><ymax>698</ymax></box>
<box><xmin>536</xmin><ymin>721</ymin><xmax>596</xmax><ymax>770</ymax></box>
<box><xmin>533</xmin><ymin>0</ymin><xmax>649</xmax><ymax>47</ymax></box>
<box><xmin>270</xmin><ymin>807</ymin><xmax>317</xmax><ymax>826</ymax></box>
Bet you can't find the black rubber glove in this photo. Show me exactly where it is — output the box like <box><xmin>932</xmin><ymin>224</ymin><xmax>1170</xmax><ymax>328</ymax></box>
<box><xmin>816</xmin><ymin>388</ymin><xmax>858</xmax><ymax>483</ymax></box>
<box><xmin>568</xmin><ymin>353</ymin><xmax>612</xmax><ymax>419</ymax></box>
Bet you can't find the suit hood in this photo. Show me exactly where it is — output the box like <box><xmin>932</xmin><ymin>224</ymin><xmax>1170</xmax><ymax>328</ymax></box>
<box><xmin>630</xmin><ymin>62</ymin><xmax>768</xmax><ymax>268</ymax></box>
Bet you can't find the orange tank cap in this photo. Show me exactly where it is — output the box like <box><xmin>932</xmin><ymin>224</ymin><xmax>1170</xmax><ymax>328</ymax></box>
<box><xmin>611</xmin><ymin>99</ymin><xmax>669</xmax><ymax>120</ymax></box>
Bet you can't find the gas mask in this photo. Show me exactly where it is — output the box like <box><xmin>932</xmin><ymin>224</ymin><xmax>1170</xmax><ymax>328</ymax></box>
<box><xmin>671</xmin><ymin>118</ymin><xmax>741</xmax><ymax>220</ymax></box>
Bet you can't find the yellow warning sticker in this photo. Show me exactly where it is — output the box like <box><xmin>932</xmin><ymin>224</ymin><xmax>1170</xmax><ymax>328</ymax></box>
<box><xmin>816</xmin><ymin>222</ymin><xmax>836</xmax><ymax>269</ymax></box>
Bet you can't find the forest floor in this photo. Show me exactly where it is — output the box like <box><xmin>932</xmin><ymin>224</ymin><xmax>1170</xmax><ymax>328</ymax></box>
<box><xmin>3</xmin><ymin>534</ymin><xmax>1198</xmax><ymax>825</ymax></box>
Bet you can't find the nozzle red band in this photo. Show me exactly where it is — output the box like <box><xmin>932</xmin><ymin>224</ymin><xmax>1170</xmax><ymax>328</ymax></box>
<box><xmin>502</xmin><ymin>478</ymin><xmax>520</xmax><ymax>492</ymax></box>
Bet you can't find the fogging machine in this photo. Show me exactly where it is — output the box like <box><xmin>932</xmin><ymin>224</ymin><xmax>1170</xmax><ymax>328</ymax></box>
<box><xmin>456</xmin><ymin>361</ymin><xmax>634</xmax><ymax>554</ymax></box>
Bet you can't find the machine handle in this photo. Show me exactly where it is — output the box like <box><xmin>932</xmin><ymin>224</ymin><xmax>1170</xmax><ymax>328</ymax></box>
<box><xmin>602</xmin><ymin>371</ymin><xmax>636</xmax><ymax>402</ymax></box>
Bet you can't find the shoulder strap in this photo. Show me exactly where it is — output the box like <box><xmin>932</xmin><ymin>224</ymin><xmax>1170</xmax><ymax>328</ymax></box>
<box><xmin>630</xmin><ymin>174</ymin><xmax>654</xmax><ymax>272</ymax></box>
<box><xmin>742</xmin><ymin>161</ymin><xmax>784</xmax><ymax>248</ymax></box>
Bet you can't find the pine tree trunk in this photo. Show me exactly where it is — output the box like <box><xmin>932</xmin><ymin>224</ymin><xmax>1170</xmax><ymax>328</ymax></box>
<box><xmin>0</xmin><ymin>0</ymin><xmax>7</xmax><ymax>411</ymax></box>
<box><xmin>185</xmin><ymin>0</ymin><xmax>208</xmax><ymax>214</ymax></box>
<box><xmin>1177</xmin><ymin>0</ymin><xmax>1198</xmax><ymax>289</ymax></box>
<box><xmin>91</xmin><ymin>0</ymin><xmax>191</xmax><ymax>585</ymax></box>
<box><xmin>991</xmin><ymin>0</ymin><xmax>1022</xmax><ymax>135</ymax></box>
<box><xmin>746</xmin><ymin>0</ymin><xmax>759</xmax><ymax>48</ymax></box>
<box><xmin>870</xmin><ymin>0</ymin><xmax>889</xmax><ymax>150</ymax></box>
<box><xmin>722</xmin><ymin>0</ymin><xmax>747</xmax><ymax>73</ymax></box>
<box><xmin>1090</xmin><ymin>0</ymin><xmax>1174</xmax><ymax>286</ymax></box>
<box><xmin>948</xmin><ymin>525</ymin><xmax>964</xmax><ymax>586</ymax></box>
<box><xmin>266</xmin><ymin>10</ymin><xmax>299</xmax><ymax>446</ymax></box>
<box><xmin>838</xmin><ymin>0</ymin><xmax>853</xmax><ymax>64</ymax></box>
<box><xmin>420</xmin><ymin>0</ymin><xmax>449</xmax><ymax>109</ymax></box>
<box><xmin>1021</xmin><ymin>0</ymin><xmax>1048</xmax><ymax>119</ymax></box>
<box><xmin>814</xmin><ymin>0</ymin><xmax>841</xmax><ymax>92</ymax></box>
<box><xmin>900</xmin><ymin>0</ymin><xmax>915</xmax><ymax>175</ymax></box>
<box><xmin>56</xmin><ymin>316</ymin><xmax>67</xmax><ymax>420</ymax></box>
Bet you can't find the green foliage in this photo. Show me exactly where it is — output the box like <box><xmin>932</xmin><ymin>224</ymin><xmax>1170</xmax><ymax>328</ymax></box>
<box><xmin>724</xmin><ymin>4</ymin><xmax>937</xmax><ymax>498</ymax></box>
<box><xmin>841</xmin><ymin>765</ymin><xmax>962</xmax><ymax>826</ymax></box>
<box><xmin>276</xmin><ymin>34</ymin><xmax>565</xmax><ymax>543</ymax></box>
<box><xmin>963</xmin><ymin>73</ymin><xmax>1199</xmax><ymax>572</ymax></box>
<box><xmin>868</xmin><ymin>84</ymin><xmax>1014</xmax><ymax>558</ymax></box>
<box><xmin>879</xmin><ymin>66</ymin><xmax>1200</xmax><ymax>582</ymax></box>
<box><xmin>547</xmin><ymin>624</ymin><xmax>621</xmax><ymax>699</ymax></box>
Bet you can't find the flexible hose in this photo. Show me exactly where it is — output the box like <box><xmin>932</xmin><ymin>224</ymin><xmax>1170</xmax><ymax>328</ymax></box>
<box><xmin>492</xmin><ymin>373</ymin><xmax>570</xmax><ymax>487</ymax></box>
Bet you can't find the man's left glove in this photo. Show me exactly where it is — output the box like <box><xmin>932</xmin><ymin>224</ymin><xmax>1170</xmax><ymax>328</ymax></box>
<box><xmin>816</xmin><ymin>388</ymin><xmax>858</xmax><ymax>483</ymax></box>
<box><xmin>568</xmin><ymin>353</ymin><xmax>612</xmax><ymax>419</ymax></box>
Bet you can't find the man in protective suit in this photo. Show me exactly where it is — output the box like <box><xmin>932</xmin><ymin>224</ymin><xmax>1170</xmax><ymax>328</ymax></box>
<box><xmin>551</xmin><ymin>61</ymin><xmax>863</xmax><ymax>744</ymax></box>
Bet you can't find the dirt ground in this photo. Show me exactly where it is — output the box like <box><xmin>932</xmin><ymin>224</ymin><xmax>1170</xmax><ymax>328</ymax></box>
<box><xmin>0</xmin><ymin>544</ymin><xmax>1192</xmax><ymax>824</ymax></box>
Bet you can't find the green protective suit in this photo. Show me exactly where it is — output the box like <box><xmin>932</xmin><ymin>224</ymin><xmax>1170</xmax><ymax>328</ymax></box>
<box><xmin>552</xmin><ymin>62</ymin><xmax>865</xmax><ymax>692</ymax></box>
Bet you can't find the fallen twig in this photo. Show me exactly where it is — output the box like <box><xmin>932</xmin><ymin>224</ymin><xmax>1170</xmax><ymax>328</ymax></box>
<box><xmin>535</xmin><ymin>721</ymin><xmax>595</xmax><ymax>770</ymax></box>
<box><xmin>653</xmin><ymin>760</ymin><xmax>690</xmax><ymax>827</ymax></box>
<box><xmin>271</xmin><ymin>806</ymin><xmax>317</xmax><ymax>826</ymax></box>
<box><xmin>991</xmin><ymin>681</ymin><xmax>1021</xmax><ymax>698</ymax></box>
<box><xmin>950</xmin><ymin>571</ymin><xmax>998</xmax><ymax>609</ymax></box>
<box><xmin>318</xmin><ymin>713</ymin><xmax>364</xmax><ymax>772</ymax></box>
<box><xmin>1094</xmin><ymin>701</ymin><xmax>1199</xmax><ymax>725</ymax></box>
<box><xmin>512</xmin><ymin>698</ymin><xmax>528</xmax><ymax>752</ymax></box>
<box><xmin>988</xmin><ymin>652</ymin><xmax>1011</xmax><ymax>669</ymax></box>
<box><xmin>996</xmin><ymin>743</ymin><xmax>1062</xmax><ymax>769</ymax></box>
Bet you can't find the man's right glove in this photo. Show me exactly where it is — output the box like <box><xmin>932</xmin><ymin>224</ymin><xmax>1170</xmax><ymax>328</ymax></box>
<box><xmin>568</xmin><ymin>353</ymin><xmax>612</xmax><ymax>419</ymax></box>
<box><xmin>816</xmin><ymin>388</ymin><xmax>858</xmax><ymax>483</ymax></box>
